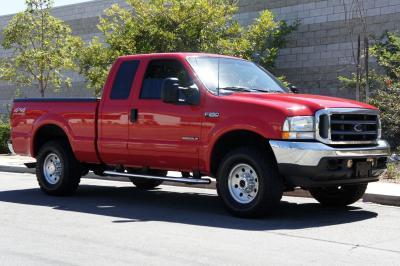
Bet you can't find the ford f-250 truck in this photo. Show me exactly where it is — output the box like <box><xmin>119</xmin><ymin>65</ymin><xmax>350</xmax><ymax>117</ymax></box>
<box><xmin>11</xmin><ymin>53</ymin><xmax>390</xmax><ymax>217</ymax></box>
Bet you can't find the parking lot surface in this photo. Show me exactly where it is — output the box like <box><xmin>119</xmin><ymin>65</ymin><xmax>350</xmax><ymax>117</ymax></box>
<box><xmin>0</xmin><ymin>171</ymin><xmax>399</xmax><ymax>265</ymax></box>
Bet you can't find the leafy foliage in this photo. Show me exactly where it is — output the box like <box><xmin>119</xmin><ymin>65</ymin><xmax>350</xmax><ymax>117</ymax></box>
<box><xmin>339</xmin><ymin>32</ymin><xmax>400</xmax><ymax>150</ymax></box>
<box><xmin>0</xmin><ymin>121</ymin><xmax>10</xmax><ymax>154</ymax></box>
<box><xmin>384</xmin><ymin>162</ymin><xmax>400</xmax><ymax>181</ymax></box>
<box><xmin>370</xmin><ymin>32</ymin><xmax>400</xmax><ymax>81</ymax></box>
<box><xmin>338</xmin><ymin>71</ymin><xmax>385</xmax><ymax>100</ymax></box>
<box><xmin>0</xmin><ymin>0</ymin><xmax>82</xmax><ymax>97</ymax></box>
<box><xmin>78</xmin><ymin>0</ymin><xmax>298</xmax><ymax>95</ymax></box>
<box><xmin>369</xmin><ymin>86</ymin><xmax>400</xmax><ymax>150</ymax></box>
<box><xmin>367</xmin><ymin>33</ymin><xmax>400</xmax><ymax>150</ymax></box>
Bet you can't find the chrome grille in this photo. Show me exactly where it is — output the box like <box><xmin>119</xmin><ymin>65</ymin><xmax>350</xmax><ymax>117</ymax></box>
<box><xmin>316</xmin><ymin>108</ymin><xmax>380</xmax><ymax>145</ymax></box>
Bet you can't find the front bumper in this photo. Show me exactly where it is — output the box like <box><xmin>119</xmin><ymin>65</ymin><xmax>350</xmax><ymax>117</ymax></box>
<box><xmin>269</xmin><ymin>140</ymin><xmax>390</xmax><ymax>187</ymax></box>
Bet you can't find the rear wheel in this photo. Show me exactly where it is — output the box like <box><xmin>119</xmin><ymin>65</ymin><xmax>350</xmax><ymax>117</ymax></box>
<box><xmin>216</xmin><ymin>147</ymin><xmax>283</xmax><ymax>218</ymax></box>
<box><xmin>127</xmin><ymin>169</ymin><xmax>166</xmax><ymax>189</ymax></box>
<box><xmin>36</xmin><ymin>141</ymin><xmax>81</xmax><ymax>196</ymax></box>
<box><xmin>309</xmin><ymin>184</ymin><xmax>368</xmax><ymax>206</ymax></box>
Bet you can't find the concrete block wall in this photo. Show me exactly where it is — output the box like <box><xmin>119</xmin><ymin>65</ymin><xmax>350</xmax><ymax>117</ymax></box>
<box><xmin>1</xmin><ymin>0</ymin><xmax>400</xmax><ymax>113</ymax></box>
<box><xmin>236</xmin><ymin>0</ymin><xmax>400</xmax><ymax>97</ymax></box>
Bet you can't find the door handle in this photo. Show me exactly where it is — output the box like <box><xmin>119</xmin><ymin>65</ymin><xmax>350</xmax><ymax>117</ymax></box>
<box><xmin>130</xmin><ymin>108</ymin><xmax>138</xmax><ymax>123</ymax></box>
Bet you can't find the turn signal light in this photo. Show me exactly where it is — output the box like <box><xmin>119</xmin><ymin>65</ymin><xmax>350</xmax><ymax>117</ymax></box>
<box><xmin>282</xmin><ymin>131</ymin><xmax>290</xmax><ymax>139</ymax></box>
<box><xmin>282</xmin><ymin>131</ymin><xmax>315</xmax><ymax>140</ymax></box>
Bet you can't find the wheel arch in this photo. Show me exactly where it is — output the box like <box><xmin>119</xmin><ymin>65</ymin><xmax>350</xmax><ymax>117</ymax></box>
<box><xmin>32</xmin><ymin>124</ymin><xmax>73</xmax><ymax>158</ymax></box>
<box><xmin>208</xmin><ymin>129</ymin><xmax>277</xmax><ymax>177</ymax></box>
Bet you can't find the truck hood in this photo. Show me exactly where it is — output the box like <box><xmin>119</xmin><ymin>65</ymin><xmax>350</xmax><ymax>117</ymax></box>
<box><xmin>227</xmin><ymin>93</ymin><xmax>377</xmax><ymax>115</ymax></box>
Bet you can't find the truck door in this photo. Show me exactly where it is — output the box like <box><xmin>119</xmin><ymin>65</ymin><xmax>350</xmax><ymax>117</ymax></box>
<box><xmin>127</xmin><ymin>58</ymin><xmax>202</xmax><ymax>171</ymax></box>
<box><xmin>98</xmin><ymin>59</ymin><xmax>141</xmax><ymax>165</ymax></box>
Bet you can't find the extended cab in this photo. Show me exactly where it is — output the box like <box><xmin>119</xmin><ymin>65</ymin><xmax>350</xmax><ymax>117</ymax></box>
<box><xmin>11</xmin><ymin>53</ymin><xmax>390</xmax><ymax>217</ymax></box>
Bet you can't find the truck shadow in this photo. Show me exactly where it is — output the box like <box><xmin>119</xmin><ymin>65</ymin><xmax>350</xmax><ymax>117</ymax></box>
<box><xmin>0</xmin><ymin>184</ymin><xmax>377</xmax><ymax>231</ymax></box>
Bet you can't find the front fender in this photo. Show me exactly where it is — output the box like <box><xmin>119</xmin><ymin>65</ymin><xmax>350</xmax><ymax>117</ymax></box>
<box><xmin>201</xmin><ymin>115</ymin><xmax>284</xmax><ymax>173</ymax></box>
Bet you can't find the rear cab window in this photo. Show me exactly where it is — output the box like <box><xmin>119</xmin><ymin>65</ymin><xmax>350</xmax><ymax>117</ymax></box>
<box><xmin>110</xmin><ymin>60</ymin><xmax>140</xmax><ymax>100</ymax></box>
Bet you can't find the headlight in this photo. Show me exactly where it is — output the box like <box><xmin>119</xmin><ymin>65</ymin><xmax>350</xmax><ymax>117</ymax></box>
<box><xmin>282</xmin><ymin>116</ymin><xmax>315</xmax><ymax>139</ymax></box>
<box><xmin>377</xmin><ymin>116</ymin><xmax>382</xmax><ymax>139</ymax></box>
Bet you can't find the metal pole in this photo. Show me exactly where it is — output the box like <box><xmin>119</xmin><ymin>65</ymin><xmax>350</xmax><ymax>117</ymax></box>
<box><xmin>356</xmin><ymin>34</ymin><xmax>361</xmax><ymax>101</ymax></box>
<box><xmin>365</xmin><ymin>36</ymin><xmax>370</xmax><ymax>101</ymax></box>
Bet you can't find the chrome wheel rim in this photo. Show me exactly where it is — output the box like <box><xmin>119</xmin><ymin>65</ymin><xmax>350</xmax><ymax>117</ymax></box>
<box><xmin>43</xmin><ymin>153</ymin><xmax>62</xmax><ymax>185</ymax></box>
<box><xmin>228</xmin><ymin>163</ymin><xmax>259</xmax><ymax>204</ymax></box>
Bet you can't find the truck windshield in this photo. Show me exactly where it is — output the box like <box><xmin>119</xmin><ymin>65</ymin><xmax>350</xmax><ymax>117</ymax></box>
<box><xmin>186</xmin><ymin>56</ymin><xmax>289</xmax><ymax>95</ymax></box>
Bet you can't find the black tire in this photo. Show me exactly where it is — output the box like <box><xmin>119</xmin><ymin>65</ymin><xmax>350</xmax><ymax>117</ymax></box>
<box><xmin>216</xmin><ymin>147</ymin><xmax>283</xmax><ymax>218</ymax></box>
<box><xmin>181</xmin><ymin>172</ymin><xmax>191</xmax><ymax>178</ymax></box>
<box><xmin>127</xmin><ymin>169</ymin><xmax>166</xmax><ymax>190</ymax></box>
<box><xmin>36</xmin><ymin>140</ymin><xmax>81</xmax><ymax>196</ymax></box>
<box><xmin>309</xmin><ymin>184</ymin><xmax>368</xmax><ymax>206</ymax></box>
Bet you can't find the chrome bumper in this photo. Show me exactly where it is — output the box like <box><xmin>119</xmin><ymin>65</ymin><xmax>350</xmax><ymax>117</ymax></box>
<box><xmin>269</xmin><ymin>140</ymin><xmax>391</xmax><ymax>167</ymax></box>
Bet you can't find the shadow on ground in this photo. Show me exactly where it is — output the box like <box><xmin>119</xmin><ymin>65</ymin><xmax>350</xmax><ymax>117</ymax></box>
<box><xmin>0</xmin><ymin>184</ymin><xmax>377</xmax><ymax>230</ymax></box>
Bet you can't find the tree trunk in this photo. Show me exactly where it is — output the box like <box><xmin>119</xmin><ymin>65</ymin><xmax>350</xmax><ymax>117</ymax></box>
<box><xmin>39</xmin><ymin>79</ymin><xmax>45</xmax><ymax>97</ymax></box>
<box><xmin>364</xmin><ymin>36</ymin><xmax>369</xmax><ymax>101</ymax></box>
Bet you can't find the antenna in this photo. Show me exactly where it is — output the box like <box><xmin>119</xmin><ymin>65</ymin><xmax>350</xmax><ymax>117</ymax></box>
<box><xmin>217</xmin><ymin>57</ymin><xmax>220</xmax><ymax>96</ymax></box>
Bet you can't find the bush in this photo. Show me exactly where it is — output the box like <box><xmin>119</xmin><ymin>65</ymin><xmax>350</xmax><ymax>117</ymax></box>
<box><xmin>0</xmin><ymin>121</ymin><xmax>10</xmax><ymax>154</ymax></box>
<box><xmin>368</xmin><ymin>32</ymin><xmax>400</xmax><ymax>151</ymax></box>
<box><xmin>339</xmin><ymin>32</ymin><xmax>400</xmax><ymax>151</ymax></box>
<box><xmin>383</xmin><ymin>161</ymin><xmax>400</xmax><ymax>182</ymax></box>
<box><xmin>369</xmin><ymin>86</ymin><xmax>400</xmax><ymax>150</ymax></box>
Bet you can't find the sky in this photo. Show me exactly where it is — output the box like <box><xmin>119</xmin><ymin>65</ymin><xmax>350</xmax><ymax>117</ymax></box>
<box><xmin>0</xmin><ymin>0</ymin><xmax>92</xmax><ymax>16</ymax></box>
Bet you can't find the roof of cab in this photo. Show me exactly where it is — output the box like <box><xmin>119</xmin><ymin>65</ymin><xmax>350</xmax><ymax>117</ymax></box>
<box><xmin>117</xmin><ymin>52</ymin><xmax>242</xmax><ymax>60</ymax></box>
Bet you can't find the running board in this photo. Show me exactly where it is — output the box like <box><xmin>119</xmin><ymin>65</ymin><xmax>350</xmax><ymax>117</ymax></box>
<box><xmin>25</xmin><ymin>162</ymin><xmax>37</xmax><ymax>169</ymax></box>
<box><xmin>103</xmin><ymin>171</ymin><xmax>211</xmax><ymax>184</ymax></box>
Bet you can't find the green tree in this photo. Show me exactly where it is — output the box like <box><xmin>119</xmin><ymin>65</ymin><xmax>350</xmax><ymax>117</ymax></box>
<box><xmin>0</xmin><ymin>0</ymin><xmax>82</xmax><ymax>97</ymax></box>
<box><xmin>369</xmin><ymin>32</ymin><xmax>400</xmax><ymax>150</ymax></box>
<box><xmin>339</xmin><ymin>32</ymin><xmax>400</xmax><ymax>150</ymax></box>
<box><xmin>369</xmin><ymin>86</ymin><xmax>400</xmax><ymax>150</ymax></box>
<box><xmin>79</xmin><ymin>0</ymin><xmax>298</xmax><ymax>95</ymax></box>
<box><xmin>370</xmin><ymin>32</ymin><xmax>400</xmax><ymax>81</ymax></box>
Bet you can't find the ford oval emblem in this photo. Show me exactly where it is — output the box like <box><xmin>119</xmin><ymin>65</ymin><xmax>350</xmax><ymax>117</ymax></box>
<box><xmin>353</xmin><ymin>123</ymin><xmax>363</xmax><ymax>132</ymax></box>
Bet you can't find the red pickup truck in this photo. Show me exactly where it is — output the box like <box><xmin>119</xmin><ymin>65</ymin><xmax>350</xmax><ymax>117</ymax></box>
<box><xmin>11</xmin><ymin>53</ymin><xmax>390</xmax><ymax>217</ymax></box>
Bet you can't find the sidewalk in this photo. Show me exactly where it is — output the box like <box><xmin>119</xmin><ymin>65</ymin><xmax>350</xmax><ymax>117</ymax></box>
<box><xmin>1</xmin><ymin>154</ymin><xmax>399</xmax><ymax>206</ymax></box>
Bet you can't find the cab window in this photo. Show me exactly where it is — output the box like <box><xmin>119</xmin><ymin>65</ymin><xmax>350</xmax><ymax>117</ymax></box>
<box><xmin>110</xmin><ymin>60</ymin><xmax>140</xmax><ymax>100</ymax></box>
<box><xmin>140</xmin><ymin>60</ymin><xmax>193</xmax><ymax>99</ymax></box>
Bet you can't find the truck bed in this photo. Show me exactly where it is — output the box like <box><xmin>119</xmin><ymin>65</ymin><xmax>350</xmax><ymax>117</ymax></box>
<box><xmin>11</xmin><ymin>98</ymin><xmax>100</xmax><ymax>163</ymax></box>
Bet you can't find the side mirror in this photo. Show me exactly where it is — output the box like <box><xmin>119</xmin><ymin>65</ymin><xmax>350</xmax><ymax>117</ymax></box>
<box><xmin>161</xmin><ymin>78</ymin><xmax>179</xmax><ymax>104</ymax></box>
<box><xmin>290</xmin><ymin>86</ymin><xmax>299</xmax><ymax>94</ymax></box>
<box><xmin>161</xmin><ymin>78</ymin><xmax>200</xmax><ymax>105</ymax></box>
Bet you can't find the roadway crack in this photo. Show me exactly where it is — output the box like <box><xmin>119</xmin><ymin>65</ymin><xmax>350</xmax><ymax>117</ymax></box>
<box><xmin>271</xmin><ymin>231</ymin><xmax>400</xmax><ymax>254</ymax></box>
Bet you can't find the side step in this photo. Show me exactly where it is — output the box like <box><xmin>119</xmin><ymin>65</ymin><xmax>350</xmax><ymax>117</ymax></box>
<box><xmin>25</xmin><ymin>162</ymin><xmax>37</xmax><ymax>169</ymax></box>
<box><xmin>103</xmin><ymin>171</ymin><xmax>211</xmax><ymax>185</ymax></box>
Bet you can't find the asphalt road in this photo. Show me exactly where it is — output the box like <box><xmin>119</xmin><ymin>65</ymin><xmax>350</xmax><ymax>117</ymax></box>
<box><xmin>0</xmin><ymin>171</ymin><xmax>400</xmax><ymax>265</ymax></box>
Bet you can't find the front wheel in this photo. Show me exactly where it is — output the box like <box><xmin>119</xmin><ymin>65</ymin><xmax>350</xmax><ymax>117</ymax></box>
<box><xmin>216</xmin><ymin>147</ymin><xmax>283</xmax><ymax>218</ymax></box>
<box><xmin>309</xmin><ymin>184</ymin><xmax>368</xmax><ymax>206</ymax></box>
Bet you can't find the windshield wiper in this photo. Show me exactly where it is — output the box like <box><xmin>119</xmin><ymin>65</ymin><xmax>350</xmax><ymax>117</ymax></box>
<box><xmin>218</xmin><ymin>86</ymin><xmax>256</xmax><ymax>92</ymax></box>
<box><xmin>219</xmin><ymin>86</ymin><xmax>285</xmax><ymax>93</ymax></box>
<box><xmin>218</xmin><ymin>86</ymin><xmax>285</xmax><ymax>94</ymax></box>
<box><xmin>260</xmin><ymin>89</ymin><xmax>285</xmax><ymax>93</ymax></box>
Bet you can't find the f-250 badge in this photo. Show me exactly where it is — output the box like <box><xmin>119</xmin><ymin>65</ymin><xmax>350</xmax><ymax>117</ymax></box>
<box><xmin>13</xmin><ymin>107</ymin><xmax>26</xmax><ymax>114</ymax></box>
<box><xmin>205</xmin><ymin>112</ymin><xmax>220</xmax><ymax>118</ymax></box>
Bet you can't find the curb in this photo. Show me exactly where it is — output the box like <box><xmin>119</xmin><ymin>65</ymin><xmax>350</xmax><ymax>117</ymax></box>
<box><xmin>363</xmin><ymin>193</ymin><xmax>400</xmax><ymax>207</ymax></box>
<box><xmin>0</xmin><ymin>165</ymin><xmax>35</xmax><ymax>174</ymax></box>
<box><xmin>0</xmin><ymin>165</ymin><xmax>398</xmax><ymax>206</ymax></box>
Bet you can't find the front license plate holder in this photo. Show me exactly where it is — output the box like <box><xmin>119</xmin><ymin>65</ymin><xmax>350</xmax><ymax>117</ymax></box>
<box><xmin>355</xmin><ymin>162</ymin><xmax>372</xmax><ymax>177</ymax></box>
